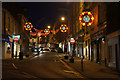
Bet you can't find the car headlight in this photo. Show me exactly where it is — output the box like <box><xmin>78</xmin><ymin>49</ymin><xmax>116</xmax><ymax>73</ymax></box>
<box><xmin>34</xmin><ymin>49</ymin><xmax>37</xmax><ymax>51</ymax></box>
<box><xmin>39</xmin><ymin>49</ymin><xmax>41</xmax><ymax>51</ymax></box>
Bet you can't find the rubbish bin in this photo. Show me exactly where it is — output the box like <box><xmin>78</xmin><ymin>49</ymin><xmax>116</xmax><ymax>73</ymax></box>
<box><xmin>64</xmin><ymin>56</ymin><xmax>68</xmax><ymax>59</ymax></box>
<box><xmin>26</xmin><ymin>54</ymin><xmax>29</xmax><ymax>58</ymax></box>
<box><xmin>70</xmin><ymin>57</ymin><xmax>74</xmax><ymax>63</ymax></box>
<box><xmin>19</xmin><ymin>52</ymin><xmax>23</xmax><ymax>60</ymax></box>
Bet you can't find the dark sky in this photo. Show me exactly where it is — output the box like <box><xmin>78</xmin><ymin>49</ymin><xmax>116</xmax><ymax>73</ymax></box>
<box><xmin>18</xmin><ymin>2</ymin><xmax>71</xmax><ymax>30</ymax></box>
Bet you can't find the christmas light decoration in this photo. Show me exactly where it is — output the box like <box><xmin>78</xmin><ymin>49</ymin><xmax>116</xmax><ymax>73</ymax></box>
<box><xmin>79</xmin><ymin>11</ymin><xmax>94</xmax><ymax>26</ymax></box>
<box><xmin>24</xmin><ymin>22</ymin><xmax>33</xmax><ymax>30</ymax></box>
<box><xmin>60</xmin><ymin>24</ymin><xmax>68</xmax><ymax>32</ymax></box>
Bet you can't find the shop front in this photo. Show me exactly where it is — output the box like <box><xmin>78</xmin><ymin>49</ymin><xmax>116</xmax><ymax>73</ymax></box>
<box><xmin>106</xmin><ymin>30</ymin><xmax>120</xmax><ymax>70</ymax></box>
<box><xmin>2</xmin><ymin>35</ymin><xmax>13</xmax><ymax>59</ymax></box>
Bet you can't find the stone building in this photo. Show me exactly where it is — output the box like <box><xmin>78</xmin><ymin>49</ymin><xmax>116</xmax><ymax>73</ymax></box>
<box><xmin>2</xmin><ymin>3</ymin><xmax>29</xmax><ymax>59</ymax></box>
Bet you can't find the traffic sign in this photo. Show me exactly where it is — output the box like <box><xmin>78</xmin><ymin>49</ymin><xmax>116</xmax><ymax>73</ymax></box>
<box><xmin>13</xmin><ymin>35</ymin><xmax>20</xmax><ymax>42</ymax></box>
<box><xmin>70</xmin><ymin>38</ymin><xmax>75</xmax><ymax>44</ymax></box>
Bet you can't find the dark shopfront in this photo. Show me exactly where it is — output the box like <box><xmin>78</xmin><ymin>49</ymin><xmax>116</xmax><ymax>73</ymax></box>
<box><xmin>91</xmin><ymin>28</ymin><xmax>106</xmax><ymax>65</ymax></box>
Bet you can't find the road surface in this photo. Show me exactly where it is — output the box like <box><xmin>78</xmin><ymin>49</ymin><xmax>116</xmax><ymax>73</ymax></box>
<box><xmin>2</xmin><ymin>52</ymin><xmax>84</xmax><ymax>80</ymax></box>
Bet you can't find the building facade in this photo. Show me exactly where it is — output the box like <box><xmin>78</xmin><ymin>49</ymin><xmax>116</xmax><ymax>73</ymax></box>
<box><xmin>67</xmin><ymin>2</ymin><xmax>120</xmax><ymax>71</ymax></box>
<box><xmin>2</xmin><ymin>3</ymin><xmax>29</xmax><ymax>59</ymax></box>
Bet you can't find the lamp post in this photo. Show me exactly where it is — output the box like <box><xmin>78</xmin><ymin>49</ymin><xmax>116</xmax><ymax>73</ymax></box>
<box><xmin>79</xmin><ymin>11</ymin><xmax>94</xmax><ymax>72</ymax></box>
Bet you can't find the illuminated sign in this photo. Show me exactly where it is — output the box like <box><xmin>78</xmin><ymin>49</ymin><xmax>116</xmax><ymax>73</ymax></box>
<box><xmin>60</xmin><ymin>24</ymin><xmax>68</xmax><ymax>32</ymax></box>
<box><xmin>13</xmin><ymin>35</ymin><xmax>20</xmax><ymax>42</ymax></box>
<box><xmin>102</xmin><ymin>38</ymin><xmax>105</xmax><ymax>44</ymax></box>
<box><xmin>79</xmin><ymin>11</ymin><xmax>94</xmax><ymax>26</ymax></box>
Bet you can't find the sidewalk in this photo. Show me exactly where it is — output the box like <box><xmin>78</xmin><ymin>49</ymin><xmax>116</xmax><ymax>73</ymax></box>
<box><xmin>60</xmin><ymin>55</ymin><xmax>120</xmax><ymax>78</ymax></box>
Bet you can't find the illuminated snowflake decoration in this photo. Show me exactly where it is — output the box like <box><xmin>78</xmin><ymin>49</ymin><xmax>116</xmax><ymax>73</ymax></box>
<box><xmin>44</xmin><ymin>29</ymin><xmax>50</xmax><ymax>35</ymax></box>
<box><xmin>79</xmin><ymin>11</ymin><xmax>94</xmax><ymax>26</ymax></box>
<box><xmin>60</xmin><ymin>24</ymin><xmax>68</xmax><ymax>32</ymax></box>
<box><xmin>24</xmin><ymin>22</ymin><xmax>33</xmax><ymax>31</ymax></box>
<box><xmin>37</xmin><ymin>32</ymin><xmax>42</xmax><ymax>37</ymax></box>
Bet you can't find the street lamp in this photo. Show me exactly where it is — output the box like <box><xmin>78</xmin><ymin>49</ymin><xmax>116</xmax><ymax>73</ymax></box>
<box><xmin>48</xmin><ymin>26</ymin><xmax>51</xmax><ymax>29</ymax></box>
<box><xmin>61</xmin><ymin>17</ymin><xmax>65</xmax><ymax>21</ymax></box>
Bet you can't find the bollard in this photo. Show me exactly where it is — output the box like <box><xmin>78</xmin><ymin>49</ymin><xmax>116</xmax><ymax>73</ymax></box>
<box><xmin>64</xmin><ymin>56</ymin><xmax>68</xmax><ymax>59</ymax></box>
<box><xmin>81</xmin><ymin>56</ymin><xmax>83</xmax><ymax>72</ymax></box>
<box><xmin>70</xmin><ymin>57</ymin><xmax>74</xmax><ymax>63</ymax></box>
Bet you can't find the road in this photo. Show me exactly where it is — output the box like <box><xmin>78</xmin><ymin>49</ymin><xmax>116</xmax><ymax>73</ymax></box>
<box><xmin>2</xmin><ymin>52</ymin><xmax>84</xmax><ymax>80</ymax></box>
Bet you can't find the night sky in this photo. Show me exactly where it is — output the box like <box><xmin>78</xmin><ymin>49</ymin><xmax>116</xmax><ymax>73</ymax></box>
<box><xmin>18</xmin><ymin>2</ymin><xmax>71</xmax><ymax>30</ymax></box>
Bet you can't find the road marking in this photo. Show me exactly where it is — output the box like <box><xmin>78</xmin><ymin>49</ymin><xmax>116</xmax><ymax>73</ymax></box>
<box><xmin>22</xmin><ymin>72</ymin><xmax>37</xmax><ymax>78</ymax></box>
<box><xmin>59</xmin><ymin>58</ymin><xmax>84</xmax><ymax>78</ymax></box>
<box><xmin>12</xmin><ymin>63</ymin><xmax>18</xmax><ymax>69</ymax></box>
<box><xmin>11</xmin><ymin>63</ymin><xmax>37</xmax><ymax>78</ymax></box>
<box><xmin>64</xmin><ymin>70</ymin><xmax>75</xmax><ymax>73</ymax></box>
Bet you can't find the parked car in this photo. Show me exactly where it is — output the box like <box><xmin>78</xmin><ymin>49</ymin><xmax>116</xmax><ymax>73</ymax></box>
<box><xmin>38</xmin><ymin>46</ymin><xmax>44</xmax><ymax>52</ymax></box>
<box><xmin>42</xmin><ymin>47</ymin><xmax>50</xmax><ymax>53</ymax></box>
<box><xmin>50</xmin><ymin>48</ymin><xmax>56</xmax><ymax>52</ymax></box>
<box><xmin>32</xmin><ymin>48</ymin><xmax>38</xmax><ymax>52</ymax></box>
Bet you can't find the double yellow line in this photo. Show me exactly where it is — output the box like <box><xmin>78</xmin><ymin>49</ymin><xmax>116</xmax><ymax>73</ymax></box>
<box><xmin>59</xmin><ymin>58</ymin><xmax>84</xmax><ymax>78</ymax></box>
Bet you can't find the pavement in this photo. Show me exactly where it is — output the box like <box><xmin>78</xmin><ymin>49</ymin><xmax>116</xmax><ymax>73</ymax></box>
<box><xmin>58</xmin><ymin>54</ymin><xmax>120</xmax><ymax>79</ymax></box>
